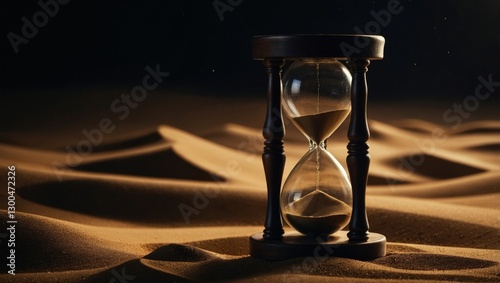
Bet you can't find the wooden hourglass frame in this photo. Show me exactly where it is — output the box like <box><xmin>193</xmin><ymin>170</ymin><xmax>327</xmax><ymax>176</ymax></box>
<box><xmin>249</xmin><ymin>34</ymin><xmax>386</xmax><ymax>260</ymax></box>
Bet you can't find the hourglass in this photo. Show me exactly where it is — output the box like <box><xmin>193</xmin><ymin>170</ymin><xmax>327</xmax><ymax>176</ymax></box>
<box><xmin>249</xmin><ymin>35</ymin><xmax>386</xmax><ymax>260</ymax></box>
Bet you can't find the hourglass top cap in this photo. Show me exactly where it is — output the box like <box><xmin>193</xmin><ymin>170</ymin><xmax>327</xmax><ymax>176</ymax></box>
<box><xmin>252</xmin><ymin>34</ymin><xmax>384</xmax><ymax>61</ymax></box>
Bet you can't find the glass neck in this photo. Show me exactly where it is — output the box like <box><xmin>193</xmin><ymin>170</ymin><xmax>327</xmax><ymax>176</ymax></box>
<box><xmin>309</xmin><ymin>139</ymin><xmax>326</xmax><ymax>149</ymax></box>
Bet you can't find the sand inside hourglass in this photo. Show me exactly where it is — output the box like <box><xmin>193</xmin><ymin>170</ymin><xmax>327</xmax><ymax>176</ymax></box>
<box><xmin>284</xmin><ymin>190</ymin><xmax>351</xmax><ymax>236</ymax></box>
<box><xmin>291</xmin><ymin>109</ymin><xmax>350</xmax><ymax>144</ymax></box>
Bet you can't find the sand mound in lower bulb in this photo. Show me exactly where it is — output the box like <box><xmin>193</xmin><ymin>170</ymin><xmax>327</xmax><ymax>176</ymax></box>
<box><xmin>284</xmin><ymin>190</ymin><xmax>351</xmax><ymax>235</ymax></box>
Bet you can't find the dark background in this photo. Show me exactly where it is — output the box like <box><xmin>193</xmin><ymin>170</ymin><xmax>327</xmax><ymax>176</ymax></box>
<box><xmin>1</xmin><ymin>0</ymin><xmax>499</xmax><ymax>100</ymax></box>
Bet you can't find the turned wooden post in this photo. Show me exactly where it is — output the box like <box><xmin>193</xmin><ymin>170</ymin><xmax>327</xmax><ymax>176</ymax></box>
<box><xmin>262</xmin><ymin>59</ymin><xmax>286</xmax><ymax>240</ymax></box>
<box><xmin>346</xmin><ymin>59</ymin><xmax>371</xmax><ymax>242</ymax></box>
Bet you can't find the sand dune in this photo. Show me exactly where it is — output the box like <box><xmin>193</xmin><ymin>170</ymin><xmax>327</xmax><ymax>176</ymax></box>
<box><xmin>0</xmin><ymin>101</ymin><xmax>499</xmax><ymax>282</ymax></box>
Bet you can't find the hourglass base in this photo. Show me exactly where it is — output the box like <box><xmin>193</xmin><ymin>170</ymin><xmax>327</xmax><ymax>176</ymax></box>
<box><xmin>249</xmin><ymin>231</ymin><xmax>386</xmax><ymax>261</ymax></box>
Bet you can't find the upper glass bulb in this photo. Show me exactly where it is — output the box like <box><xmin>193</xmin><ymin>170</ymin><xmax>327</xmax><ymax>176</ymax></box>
<box><xmin>282</xmin><ymin>59</ymin><xmax>352</xmax><ymax>143</ymax></box>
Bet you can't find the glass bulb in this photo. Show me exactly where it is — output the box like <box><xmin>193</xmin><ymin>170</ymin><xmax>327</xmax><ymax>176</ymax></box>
<box><xmin>281</xmin><ymin>143</ymin><xmax>352</xmax><ymax>235</ymax></box>
<box><xmin>283</xmin><ymin>58</ymin><xmax>352</xmax><ymax>142</ymax></box>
